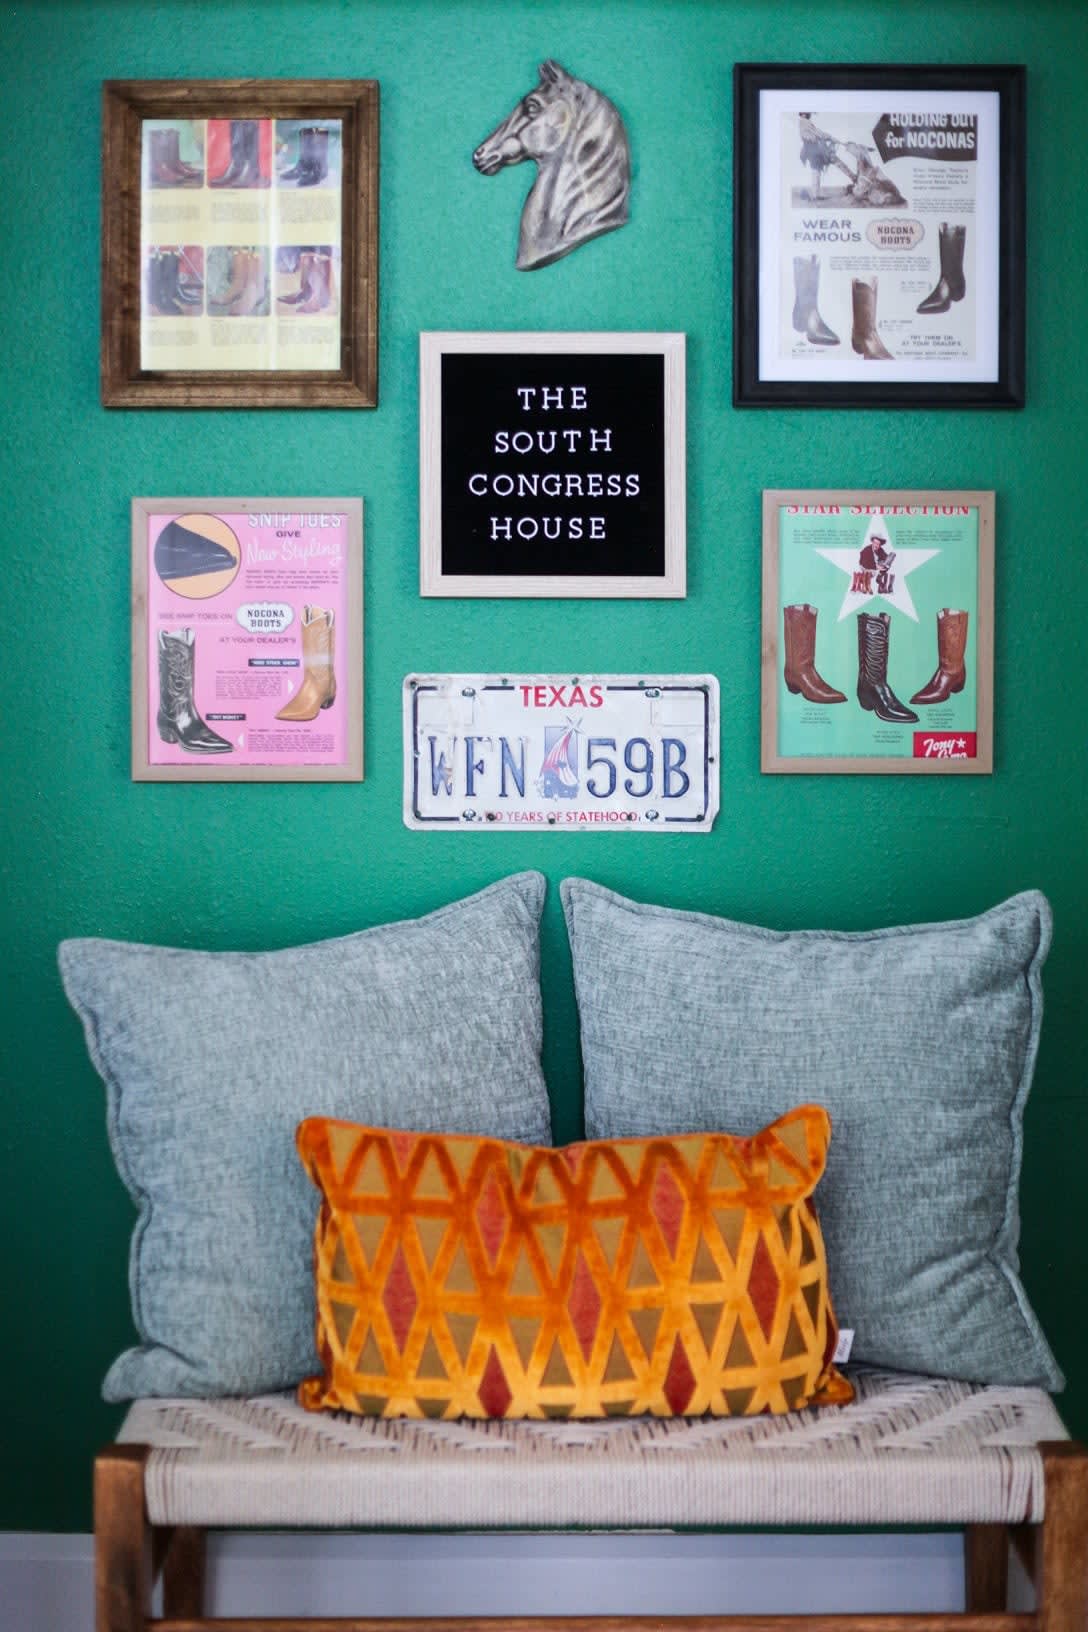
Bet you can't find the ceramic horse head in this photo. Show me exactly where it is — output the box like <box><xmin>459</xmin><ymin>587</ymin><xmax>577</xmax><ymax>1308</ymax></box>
<box><xmin>473</xmin><ymin>60</ymin><xmax>630</xmax><ymax>270</ymax></box>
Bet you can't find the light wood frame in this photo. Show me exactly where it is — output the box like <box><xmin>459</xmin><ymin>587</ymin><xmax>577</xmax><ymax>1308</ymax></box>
<box><xmin>762</xmin><ymin>489</ymin><xmax>994</xmax><ymax>775</ymax></box>
<box><xmin>420</xmin><ymin>331</ymin><xmax>686</xmax><ymax>598</ymax></box>
<box><xmin>102</xmin><ymin>79</ymin><xmax>378</xmax><ymax>407</ymax></box>
<box><xmin>94</xmin><ymin>1438</ymin><xmax>1088</xmax><ymax>1630</ymax></box>
<box><xmin>132</xmin><ymin>497</ymin><xmax>363</xmax><ymax>782</ymax></box>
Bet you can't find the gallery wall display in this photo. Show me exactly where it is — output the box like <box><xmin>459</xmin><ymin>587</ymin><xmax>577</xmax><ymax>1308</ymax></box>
<box><xmin>102</xmin><ymin>80</ymin><xmax>379</xmax><ymax>407</ymax></box>
<box><xmin>761</xmin><ymin>489</ymin><xmax>994</xmax><ymax>775</ymax></box>
<box><xmin>472</xmin><ymin>59</ymin><xmax>631</xmax><ymax>270</ymax></box>
<box><xmin>420</xmin><ymin>332</ymin><xmax>686</xmax><ymax>598</ymax></box>
<box><xmin>404</xmin><ymin>675</ymin><xmax>719</xmax><ymax>829</ymax></box>
<box><xmin>734</xmin><ymin>64</ymin><xmax>1025</xmax><ymax>408</ymax></box>
<box><xmin>132</xmin><ymin>498</ymin><xmax>363</xmax><ymax>781</ymax></box>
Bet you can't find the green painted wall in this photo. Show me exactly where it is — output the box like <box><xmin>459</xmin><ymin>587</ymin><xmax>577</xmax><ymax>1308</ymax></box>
<box><xmin>4</xmin><ymin>0</ymin><xmax>1086</xmax><ymax>1532</ymax></box>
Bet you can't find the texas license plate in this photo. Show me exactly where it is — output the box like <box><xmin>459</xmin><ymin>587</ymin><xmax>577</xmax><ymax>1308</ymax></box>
<box><xmin>404</xmin><ymin>675</ymin><xmax>719</xmax><ymax>831</ymax></box>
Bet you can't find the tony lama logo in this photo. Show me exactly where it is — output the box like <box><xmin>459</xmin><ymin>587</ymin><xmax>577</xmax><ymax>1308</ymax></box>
<box><xmin>404</xmin><ymin>675</ymin><xmax>720</xmax><ymax>831</ymax></box>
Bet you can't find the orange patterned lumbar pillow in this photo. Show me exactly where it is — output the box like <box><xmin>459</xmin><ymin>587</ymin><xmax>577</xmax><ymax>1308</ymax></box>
<box><xmin>296</xmin><ymin>1107</ymin><xmax>854</xmax><ymax>1420</ymax></box>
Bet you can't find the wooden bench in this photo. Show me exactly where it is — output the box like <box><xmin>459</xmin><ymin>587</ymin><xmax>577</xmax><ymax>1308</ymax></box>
<box><xmin>94</xmin><ymin>1370</ymin><xmax>1088</xmax><ymax>1631</ymax></box>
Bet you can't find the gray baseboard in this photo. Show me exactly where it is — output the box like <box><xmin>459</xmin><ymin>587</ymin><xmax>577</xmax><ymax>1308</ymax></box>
<box><xmin>0</xmin><ymin>1529</ymin><xmax>1035</xmax><ymax>1631</ymax></box>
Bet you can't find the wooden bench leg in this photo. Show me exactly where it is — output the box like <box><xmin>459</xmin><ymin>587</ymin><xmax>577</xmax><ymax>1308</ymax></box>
<box><xmin>1039</xmin><ymin>1439</ymin><xmax>1088</xmax><ymax>1631</ymax></box>
<box><xmin>162</xmin><ymin>1525</ymin><xmax>207</xmax><ymax>1619</ymax></box>
<box><xmin>94</xmin><ymin>1445</ymin><xmax>151</xmax><ymax>1632</ymax></box>
<box><xmin>965</xmin><ymin>1523</ymin><xmax>1009</xmax><ymax>1612</ymax></box>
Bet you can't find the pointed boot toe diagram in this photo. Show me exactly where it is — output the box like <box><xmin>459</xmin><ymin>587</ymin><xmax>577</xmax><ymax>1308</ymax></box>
<box><xmin>154</xmin><ymin>519</ymin><xmax>238</xmax><ymax>582</ymax></box>
<box><xmin>791</xmin><ymin>255</ymin><xmax>839</xmax><ymax>346</ymax></box>
<box><xmin>911</xmin><ymin>608</ymin><xmax>969</xmax><ymax>704</ymax></box>
<box><xmin>856</xmin><ymin>612</ymin><xmax>918</xmax><ymax>723</ymax></box>
<box><xmin>851</xmin><ymin>277</ymin><xmax>893</xmax><ymax>360</ymax></box>
<box><xmin>276</xmin><ymin>605</ymin><xmax>336</xmax><ymax>722</ymax></box>
<box><xmin>783</xmin><ymin>603</ymin><xmax>846</xmax><ymax>703</ymax></box>
<box><xmin>156</xmin><ymin>629</ymin><xmax>233</xmax><ymax>753</ymax></box>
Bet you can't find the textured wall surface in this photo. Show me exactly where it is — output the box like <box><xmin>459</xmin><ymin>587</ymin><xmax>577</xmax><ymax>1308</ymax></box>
<box><xmin>3</xmin><ymin>0</ymin><xmax>1086</xmax><ymax>1530</ymax></box>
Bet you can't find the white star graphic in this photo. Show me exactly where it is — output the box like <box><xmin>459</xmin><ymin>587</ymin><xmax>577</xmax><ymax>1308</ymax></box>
<box><xmin>815</xmin><ymin>515</ymin><xmax>939</xmax><ymax>621</ymax></box>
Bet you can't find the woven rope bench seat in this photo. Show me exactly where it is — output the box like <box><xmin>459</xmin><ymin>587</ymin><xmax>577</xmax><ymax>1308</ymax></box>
<box><xmin>116</xmin><ymin>1369</ymin><xmax>1068</xmax><ymax>1531</ymax></box>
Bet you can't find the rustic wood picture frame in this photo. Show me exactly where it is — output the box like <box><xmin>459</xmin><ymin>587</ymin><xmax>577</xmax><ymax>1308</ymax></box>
<box><xmin>132</xmin><ymin>496</ymin><xmax>364</xmax><ymax>782</ymax></box>
<box><xmin>762</xmin><ymin>488</ymin><xmax>994</xmax><ymax>775</ymax></box>
<box><xmin>102</xmin><ymin>80</ymin><xmax>378</xmax><ymax>407</ymax></box>
<box><xmin>420</xmin><ymin>331</ymin><xmax>686</xmax><ymax>598</ymax></box>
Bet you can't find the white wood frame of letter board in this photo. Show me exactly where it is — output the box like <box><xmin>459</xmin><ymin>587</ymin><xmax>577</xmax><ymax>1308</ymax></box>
<box><xmin>419</xmin><ymin>331</ymin><xmax>686</xmax><ymax>598</ymax></box>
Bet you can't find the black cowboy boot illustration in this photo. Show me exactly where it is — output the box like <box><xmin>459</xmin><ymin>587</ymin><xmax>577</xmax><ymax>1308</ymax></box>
<box><xmin>157</xmin><ymin>629</ymin><xmax>233</xmax><ymax>753</ymax></box>
<box><xmin>295</xmin><ymin>127</ymin><xmax>330</xmax><ymax>187</ymax></box>
<box><xmin>917</xmin><ymin>224</ymin><xmax>967</xmax><ymax>315</ymax></box>
<box><xmin>856</xmin><ymin>612</ymin><xmax>917</xmax><ymax>723</ymax></box>
<box><xmin>210</xmin><ymin>120</ymin><xmax>249</xmax><ymax>187</ymax></box>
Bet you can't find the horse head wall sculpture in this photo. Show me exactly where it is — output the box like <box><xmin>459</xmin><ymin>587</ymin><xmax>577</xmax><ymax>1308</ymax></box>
<box><xmin>473</xmin><ymin>60</ymin><xmax>631</xmax><ymax>270</ymax></box>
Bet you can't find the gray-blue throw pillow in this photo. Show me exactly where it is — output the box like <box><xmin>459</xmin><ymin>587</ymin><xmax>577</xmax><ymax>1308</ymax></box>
<box><xmin>60</xmin><ymin>872</ymin><xmax>551</xmax><ymax>1400</ymax></box>
<box><xmin>561</xmin><ymin>878</ymin><xmax>1060</xmax><ymax>1389</ymax></box>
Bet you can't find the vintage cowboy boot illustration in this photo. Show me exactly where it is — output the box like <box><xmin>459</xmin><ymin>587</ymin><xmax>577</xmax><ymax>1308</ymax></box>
<box><xmin>298</xmin><ymin>253</ymin><xmax>332</xmax><ymax>313</ymax></box>
<box><xmin>162</xmin><ymin>127</ymin><xmax>202</xmax><ymax>183</ymax></box>
<box><xmin>209</xmin><ymin>248</ymin><xmax>250</xmax><ymax>310</ymax></box>
<box><xmin>148</xmin><ymin>129</ymin><xmax>199</xmax><ymax>187</ymax></box>
<box><xmin>276</xmin><ymin>606</ymin><xmax>336</xmax><ymax>722</ymax></box>
<box><xmin>244</xmin><ymin>118</ymin><xmax>271</xmax><ymax>187</ymax></box>
<box><xmin>911</xmin><ymin>608</ymin><xmax>969</xmax><ymax>704</ymax></box>
<box><xmin>295</xmin><ymin>126</ymin><xmax>330</xmax><ymax>187</ymax></box>
<box><xmin>917</xmin><ymin>224</ymin><xmax>967</xmax><ymax>315</ymax></box>
<box><xmin>856</xmin><ymin>612</ymin><xmax>918</xmax><ymax>723</ymax></box>
<box><xmin>156</xmin><ymin>630</ymin><xmax>233</xmax><ymax>753</ymax></box>
<box><xmin>149</xmin><ymin>252</ymin><xmax>183</xmax><ymax>316</ymax></box>
<box><xmin>851</xmin><ymin>277</ymin><xmax>893</xmax><ymax>360</ymax></box>
<box><xmin>232</xmin><ymin>252</ymin><xmax>269</xmax><ymax>317</ymax></box>
<box><xmin>278</xmin><ymin>126</ymin><xmax>314</xmax><ymax>183</ymax></box>
<box><xmin>154</xmin><ymin>519</ymin><xmax>237</xmax><ymax>582</ymax></box>
<box><xmin>210</xmin><ymin>120</ymin><xmax>249</xmax><ymax>187</ymax></box>
<box><xmin>277</xmin><ymin>250</ymin><xmax>316</xmax><ymax>306</ymax></box>
<box><xmin>172</xmin><ymin>250</ymin><xmax>203</xmax><ymax>305</ymax></box>
<box><xmin>791</xmin><ymin>255</ymin><xmax>839</xmax><ymax>346</ymax></box>
<box><xmin>783</xmin><ymin>603</ymin><xmax>846</xmax><ymax>703</ymax></box>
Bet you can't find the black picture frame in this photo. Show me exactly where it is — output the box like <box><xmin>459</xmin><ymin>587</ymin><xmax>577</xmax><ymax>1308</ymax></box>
<box><xmin>733</xmin><ymin>63</ymin><xmax>1025</xmax><ymax>409</ymax></box>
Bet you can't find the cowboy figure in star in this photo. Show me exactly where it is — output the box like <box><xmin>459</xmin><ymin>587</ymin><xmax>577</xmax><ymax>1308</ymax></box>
<box><xmin>859</xmin><ymin>531</ymin><xmax>896</xmax><ymax>573</ymax></box>
<box><xmin>858</xmin><ymin>531</ymin><xmax>896</xmax><ymax>596</ymax></box>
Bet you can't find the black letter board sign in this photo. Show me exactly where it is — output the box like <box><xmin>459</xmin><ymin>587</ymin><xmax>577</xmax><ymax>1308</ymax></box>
<box><xmin>420</xmin><ymin>332</ymin><xmax>685</xmax><ymax>597</ymax></box>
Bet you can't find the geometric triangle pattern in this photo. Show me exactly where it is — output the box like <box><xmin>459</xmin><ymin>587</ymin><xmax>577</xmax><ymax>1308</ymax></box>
<box><xmin>296</xmin><ymin>1105</ymin><xmax>854</xmax><ymax>1422</ymax></box>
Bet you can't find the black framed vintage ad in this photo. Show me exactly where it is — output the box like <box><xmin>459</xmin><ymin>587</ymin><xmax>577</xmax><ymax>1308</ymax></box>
<box><xmin>762</xmin><ymin>489</ymin><xmax>994</xmax><ymax>774</ymax></box>
<box><xmin>420</xmin><ymin>332</ymin><xmax>686</xmax><ymax>597</ymax></box>
<box><xmin>102</xmin><ymin>80</ymin><xmax>378</xmax><ymax>408</ymax></box>
<box><xmin>132</xmin><ymin>498</ymin><xmax>363</xmax><ymax>781</ymax></box>
<box><xmin>734</xmin><ymin>65</ymin><xmax>1025</xmax><ymax>408</ymax></box>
